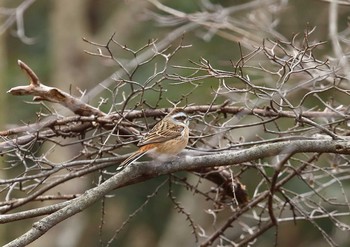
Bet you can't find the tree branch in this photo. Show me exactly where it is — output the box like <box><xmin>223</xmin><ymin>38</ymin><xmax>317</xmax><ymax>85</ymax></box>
<box><xmin>8</xmin><ymin>60</ymin><xmax>105</xmax><ymax>117</ymax></box>
<box><xmin>3</xmin><ymin>139</ymin><xmax>350</xmax><ymax>247</ymax></box>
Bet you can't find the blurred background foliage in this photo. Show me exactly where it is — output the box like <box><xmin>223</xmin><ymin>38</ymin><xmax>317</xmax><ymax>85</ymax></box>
<box><xmin>1</xmin><ymin>0</ymin><xmax>349</xmax><ymax>247</ymax></box>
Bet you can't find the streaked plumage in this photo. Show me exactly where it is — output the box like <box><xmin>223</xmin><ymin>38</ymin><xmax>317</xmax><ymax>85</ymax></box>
<box><xmin>117</xmin><ymin>108</ymin><xmax>189</xmax><ymax>170</ymax></box>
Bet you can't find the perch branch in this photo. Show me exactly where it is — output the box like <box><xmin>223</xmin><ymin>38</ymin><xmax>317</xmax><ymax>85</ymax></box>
<box><xmin>3</xmin><ymin>139</ymin><xmax>350</xmax><ymax>247</ymax></box>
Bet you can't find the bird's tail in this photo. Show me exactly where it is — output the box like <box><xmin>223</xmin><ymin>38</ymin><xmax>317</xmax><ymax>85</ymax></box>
<box><xmin>116</xmin><ymin>150</ymin><xmax>147</xmax><ymax>171</ymax></box>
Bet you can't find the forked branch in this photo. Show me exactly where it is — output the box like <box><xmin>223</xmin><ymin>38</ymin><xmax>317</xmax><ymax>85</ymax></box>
<box><xmin>8</xmin><ymin>60</ymin><xmax>105</xmax><ymax>117</ymax></box>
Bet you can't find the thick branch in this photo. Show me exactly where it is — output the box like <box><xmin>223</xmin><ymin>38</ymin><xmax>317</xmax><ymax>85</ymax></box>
<box><xmin>8</xmin><ymin>60</ymin><xmax>105</xmax><ymax>117</ymax></box>
<box><xmin>0</xmin><ymin>103</ymin><xmax>345</xmax><ymax>138</ymax></box>
<box><xmin>3</xmin><ymin>139</ymin><xmax>350</xmax><ymax>247</ymax></box>
<box><xmin>115</xmin><ymin>105</ymin><xmax>349</xmax><ymax>120</ymax></box>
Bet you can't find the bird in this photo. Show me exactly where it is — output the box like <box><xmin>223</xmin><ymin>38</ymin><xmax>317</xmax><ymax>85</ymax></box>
<box><xmin>117</xmin><ymin>108</ymin><xmax>190</xmax><ymax>170</ymax></box>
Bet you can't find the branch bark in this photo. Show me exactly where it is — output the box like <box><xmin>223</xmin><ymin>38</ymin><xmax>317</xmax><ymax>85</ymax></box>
<box><xmin>8</xmin><ymin>60</ymin><xmax>105</xmax><ymax>117</ymax></box>
<box><xmin>3</xmin><ymin>139</ymin><xmax>350</xmax><ymax>247</ymax></box>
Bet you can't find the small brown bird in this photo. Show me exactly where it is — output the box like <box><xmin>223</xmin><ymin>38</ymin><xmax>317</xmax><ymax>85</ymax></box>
<box><xmin>117</xmin><ymin>108</ymin><xmax>190</xmax><ymax>170</ymax></box>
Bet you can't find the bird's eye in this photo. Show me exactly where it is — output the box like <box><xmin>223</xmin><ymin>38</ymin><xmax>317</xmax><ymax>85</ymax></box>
<box><xmin>174</xmin><ymin>115</ymin><xmax>187</xmax><ymax>121</ymax></box>
<box><xmin>174</xmin><ymin>115</ymin><xmax>187</xmax><ymax>122</ymax></box>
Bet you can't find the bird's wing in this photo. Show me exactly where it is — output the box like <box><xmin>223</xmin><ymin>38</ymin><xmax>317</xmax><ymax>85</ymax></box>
<box><xmin>117</xmin><ymin>150</ymin><xmax>147</xmax><ymax>171</ymax></box>
<box><xmin>137</xmin><ymin>120</ymin><xmax>184</xmax><ymax>146</ymax></box>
